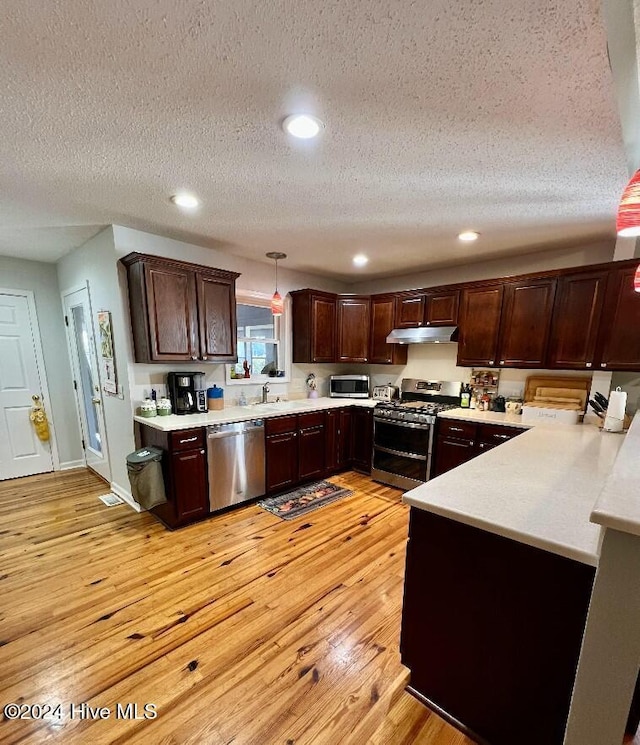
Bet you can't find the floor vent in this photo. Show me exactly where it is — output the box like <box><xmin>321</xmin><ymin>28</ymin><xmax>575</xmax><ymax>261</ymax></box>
<box><xmin>99</xmin><ymin>493</ymin><xmax>124</xmax><ymax>507</ymax></box>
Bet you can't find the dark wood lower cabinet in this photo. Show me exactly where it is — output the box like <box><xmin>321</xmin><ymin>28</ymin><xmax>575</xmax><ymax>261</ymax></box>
<box><xmin>298</xmin><ymin>412</ymin><xmax>326</xmax><ymax>481</ymax></box>
<box><xmin>402</xmin><ymin>509</ymin><xmax>593</xmax><ymax>745</ymax></box>
<box><xmin>137</xmin><ymin>424</ymin><xmax>209</xmax><ymax>529</ymax></box>
<box><xmin>351</xmin><ymin>407</ymin><xmax>373</xmax><ymax>473</ymax></box>
<box><xmin>265</xmin><ymin>416</ymin><xmax>299</xmax><ymax>494</ymax></box>
<box><xmin>433</xmin><ymin>419</ymin><xmax>524</xmax><ymax>477</ymax></box>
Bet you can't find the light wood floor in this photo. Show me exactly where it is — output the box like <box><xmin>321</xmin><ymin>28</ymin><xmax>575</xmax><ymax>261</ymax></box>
<box><xmin>0</xmin><ymin>468</ymin><xmax>475</xmax><ymax>745</ymax></box>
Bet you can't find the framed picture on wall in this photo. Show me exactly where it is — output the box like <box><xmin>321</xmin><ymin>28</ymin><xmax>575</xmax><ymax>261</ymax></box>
<box><xmin>97</xmin><ymin>310</ymin><xmax>117</xmax><ymax>394</ymax></box>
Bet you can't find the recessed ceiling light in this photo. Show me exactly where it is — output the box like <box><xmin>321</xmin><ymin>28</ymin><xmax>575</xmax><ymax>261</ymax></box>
<box><xmin>170</xmin><ymin>193</ymin><xmax>200</xmax><ymax>209</ymax></box>
<box><xmin>282</xmin><ymin>114</ymin><xmax>324</xmax><ymax>139</ymax></box>
<box><xmin>458</xmin><ymin>230</ymin><xmax>480</xmax><ymax>242</ymax></box>
<box><xmin>353</xmin><ymin>254</ymin><xmax>369</xmax><ymax>267</ymax></box>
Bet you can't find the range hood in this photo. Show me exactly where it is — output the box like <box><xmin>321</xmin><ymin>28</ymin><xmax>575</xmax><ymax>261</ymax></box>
<box><xmin>386</xmin><ymin>326</ymin><xmax>459</xmax><ymax>344</ymax></box>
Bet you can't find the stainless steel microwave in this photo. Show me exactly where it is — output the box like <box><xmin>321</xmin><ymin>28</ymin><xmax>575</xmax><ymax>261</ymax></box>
<box><xmin>329</xmin><ymin>375</ymin><xmax>370</xmax><ymax>398</ymax></box>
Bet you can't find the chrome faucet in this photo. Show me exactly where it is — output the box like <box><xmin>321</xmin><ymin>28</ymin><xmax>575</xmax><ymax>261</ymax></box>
<box><xmin>261</xmin><ymin>382</ymin><xmax>270</xmax><ymax>404</ymax></box>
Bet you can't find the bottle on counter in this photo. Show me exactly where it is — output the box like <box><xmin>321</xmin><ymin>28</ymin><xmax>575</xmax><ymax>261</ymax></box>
<box><xmin>460</xmin><ymin>384</ymin><xmax>471</xmax><ymax>408</ymax></box>
<box><xmin>207</xmin><ymin>385</ymin><xmax>224</xmax><ymax>411</ymax></box>
<box><xmin>238</xmin><ymin>391</ymin><xmax>247</xmax><ymax>407</ymax></box>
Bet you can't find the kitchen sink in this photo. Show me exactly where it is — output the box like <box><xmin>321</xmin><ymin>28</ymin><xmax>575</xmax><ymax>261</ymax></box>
<box><xmin>249</xmin><ymin>400</ymin><xmax>316</xmax><ymax>411</ymax></box>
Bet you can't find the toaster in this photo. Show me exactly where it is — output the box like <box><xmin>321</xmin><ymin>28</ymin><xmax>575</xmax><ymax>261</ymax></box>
<box><xmin>372</xmin><ymin>384</ymin><xmax>398</xmax><ymax>402</ymax></box>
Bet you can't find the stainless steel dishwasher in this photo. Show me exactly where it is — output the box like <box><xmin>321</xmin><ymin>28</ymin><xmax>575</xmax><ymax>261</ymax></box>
<box><xmin>207</xmin><ymin>420</ymin><xmax>265</xmax><ymax>512</ymax></box>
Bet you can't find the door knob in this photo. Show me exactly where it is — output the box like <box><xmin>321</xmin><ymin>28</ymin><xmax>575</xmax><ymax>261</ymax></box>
<box><xmin>92</xmin><ymin>397</ymin><xmax>101</xmax><ymax>405</ymax></box>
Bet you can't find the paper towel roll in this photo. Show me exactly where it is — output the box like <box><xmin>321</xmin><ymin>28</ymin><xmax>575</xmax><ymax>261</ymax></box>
<box><xmin>603</xmin><ymin>388</ymin><xmax>627</xmax><ymax>432</ymax></box>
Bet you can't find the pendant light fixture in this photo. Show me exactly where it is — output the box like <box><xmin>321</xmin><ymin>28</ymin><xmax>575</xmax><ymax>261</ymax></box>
<box><xmin>616</xmin><ymin>170</ymin><xmax>640</xmax><ymax>292</ymax></box>
<box><xmin>266</xmin><ymin>252</ymin><xmax>287</xmax><ymax>315</ymax></box>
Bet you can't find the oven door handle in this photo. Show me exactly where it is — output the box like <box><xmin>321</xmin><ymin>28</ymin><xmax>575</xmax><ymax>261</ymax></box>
<box><xmin>373</xmin><ymin>445</ymin><xmax>427</xmax><ymax>461</ymax></box>
<box><xmin>373</xmin><ymin>418</ymin><xmax>432</xmax><ymax>431</ymax></box>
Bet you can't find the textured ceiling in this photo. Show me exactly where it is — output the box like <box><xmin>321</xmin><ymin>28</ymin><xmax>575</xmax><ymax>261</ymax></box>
<box><xmin>0</xmin><ymin>0</ymin><xmax>629</xmax><ymax>280</ymax></box>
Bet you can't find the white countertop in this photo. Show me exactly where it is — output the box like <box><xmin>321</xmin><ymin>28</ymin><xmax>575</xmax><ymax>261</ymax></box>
<box><xmin>590</xmin><ymin>412</ymin><xmax>640</xmax><ymax>537</ymax></box>
<box><xmin>438</xmin><ymin>407</ymin><xmax>531</xmax><ymax>428</ymax></box>
<box><xmin>404</xmin><ymin>421</ymin><xmax>625</xmax><ymax>566</ymax></box>
<box><xmin>134</xmin><ymin>396</ymin><xmax>377</xmax><ymax>431</ymax></box>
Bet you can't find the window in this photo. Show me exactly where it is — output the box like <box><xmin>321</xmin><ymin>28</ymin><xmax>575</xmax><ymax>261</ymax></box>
<box><xmin>226</xmin><ymin>292</ymin><xmax>289</xmax><ymax>384</ymax></box>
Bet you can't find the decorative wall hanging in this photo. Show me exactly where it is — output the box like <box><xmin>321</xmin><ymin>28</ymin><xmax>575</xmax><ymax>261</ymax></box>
<box><xmin>97</xmin><ymin>310</ymin><xmax>118</xmax><ymax>394</ymax></box>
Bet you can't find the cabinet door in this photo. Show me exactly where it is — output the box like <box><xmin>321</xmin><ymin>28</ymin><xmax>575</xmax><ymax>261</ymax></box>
<box><xmin>312</xmin><ymin>295</ymin><xmax>337</xmax><ymax>362</ymax></box>
<box><xmin>351</xmin><ymin>408</ymin><xmax>373</xmax><ymax>473</ymax></box>
<box><xmin>457</xmin><ymin>286</ymin><xmax>504</xmax><ymax>367</ymax></box>
<box><xmin>324</xmin><ymin>410</ymin><xmax>339</xmax><ymax>473</ymax></box>
<box><xmin>547</xmin><ymin>271</ymin><xmax>608</xmax><ymax>370</ymax></box>
<box><xmin>433</xmin><ymin>436</ymin><xmax>477</xmax><ymax>477</ymax></box>
<box><xmin>597</xmin><ymin>264</ymin><xmax>640</xmax><ymax>371</ymax></box>
<box><xmin>338</xmin><ymin>408</ymin><xmax>353</xmax><ymax>468</ymax></box>
<box><xmin>196</xmin><ymin>273</ymin><xmax>237</xmax><ymax>362</ymax></box>
<box><xmin>497</xmin><ymin>279</ymin><xmax>556</xmax><ymax>367</ymax></box>
<box><xmin>337</xmin><ymin>297</ymin><xmax>371</xmax><ymax>362</ymax></box>
<box><xmin>171</xmin><ymin>448</ymin><xmax>208</xmax><ymax>522</ymax></box>
<box><xmin>426</xmin><ymin>290</ymin><xmax>459</xmax><ymax>326</ymax></box>
<box><xmin>266</xmin><ymin>432</ymin><xmax>298</xmax><ymax>493</ymax></box>
<box><xmin>299</xmin><ymin>425</ymin><xmax>326</xmax><ymax>481</ymax></box>
<box><xmin>369</xmin><ymin>296</ymin><xmax>408</xmax><ymax>365</ymax></box>
<box><xmin>144</xmin><ymin>263</ymin><xmax>198</xmax><ymax>361</ymax></box>
<box><xmin>395</xmin><ymin>294</ymin><xmax>426</xmax><ymax>328</ymax></box>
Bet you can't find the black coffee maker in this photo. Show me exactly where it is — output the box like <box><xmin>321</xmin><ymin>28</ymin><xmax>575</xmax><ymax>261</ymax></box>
<box><xmin>167</xmin><ymin>372</ymin><xmax>206</xmax><ymax>415</ymax></box>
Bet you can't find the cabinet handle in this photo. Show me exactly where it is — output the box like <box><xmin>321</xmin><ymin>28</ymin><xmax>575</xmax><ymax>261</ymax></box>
<box><xmin>200</xmin><ymin>449</ymin><xmax>205</xmax><ymax>454</ymax></box>
<box><xmin>179</xmin><ymin>436</ymin><xmax>198</xmax><ymax>444</ymax></box>
<box><xmin>489</xmin><ymin>360</ymin><xmax>494</xmax><ymax>365</ymax></box>
<box><xmin>601</xmin><ymin>363</ymin><xmax>607</xmax><ymax>368</ymax></box>
<box><xmin>493</xmin><ymin>433</ymin><xmax>510</xmax><ymax>440</ymax></box>
<box><xmin>449</xmin><ymin>426</ymin><xmax>464</xmax><ymax>432</ymax></box>
<box><xmin>417</xmin><ymin>321</ymin><xmax>422</xmax><ymax>326</ymax></box>
<box><xmin>586</xmin><ymin>362</ymin><xmax>592</xmax><ymax>368</ymax></box>
<box><xmin>191</xmin><ymin>355</ymin><xmax>198</xmax><ymax>361</ymax></box>
<box><xmin>292</xmin><ymin>432</ymin><xmax>297</xmax><ymax>437</ymax></box>
<box><xmin>425</xmin><ymin>321</ymin><xmax>431</xmax><ymax>326</ymax></box>
<box><xmin>499</xmin><ymin>360</ymin><xmax>505</xmax><ymax>365</ymax></box>
<box><xmin>202</xmin><ymin>355</ymin><xmax>208</xmax><ymax>361</ymax></box>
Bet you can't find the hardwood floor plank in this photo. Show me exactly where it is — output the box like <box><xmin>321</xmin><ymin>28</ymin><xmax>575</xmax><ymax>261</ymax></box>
<box><xmin>0</xmin><ymin>468</ymin><xmax>476</xmax><ymax>744</ymax></box>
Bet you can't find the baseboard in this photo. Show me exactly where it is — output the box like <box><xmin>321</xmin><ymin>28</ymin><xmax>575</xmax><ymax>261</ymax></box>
<box><xmin>110</xmin><ymin>481</ymin><xmax>142</xmax><ymax>513</ymax></box>
<box><xmin>58</xmin><ymin>459</ymin><xmax>85</xmax><ymax>471</ymax></box>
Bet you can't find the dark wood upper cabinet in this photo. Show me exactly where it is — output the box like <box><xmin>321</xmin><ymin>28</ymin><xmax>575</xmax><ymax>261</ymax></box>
<box><xmin>496</xmin><ymin>278</ymin><xmax>557</xmax><ymax>367</ymax></box>
<box><xmin>425</xmin><ymin>289</ymin><xmax>460</xmax><ymax>326</ymax></box>
<box><xmin>597</xmin><ymin>263</ymin><xmax>640</xmax><ymax>371</ymax></box>
<box><xmin>395</xmin><ymin>293</ymin><xmax>427</xmax><ymax>328</ymax></box>
<box><xmin>121</xmin><ymin>253</ymin><xmax>239</xmax><ymax>364</ymax></box>
<box><xmin>457</xmin><ymin>285</ymin><xmax>504</xmax><ymax>367</ymax></box>
<box><xmin>337</xmin><ymin>296</ymin><xmax>371</xmax><ymax>362</ymax></box>
<box><xmin>196</xmin><ymin>273</ymin><xmax>237</xmax><ymax>362</ymax></box>
<box><xmin>291</xmin><ymin>289</ymin><xmax>337</xmax><ymax>363</ymax></box>
<box><xmin>369</xmin><ymin>295</ymin><xmax>408</xmax><ymax>365</ymax></box>
<box><xmin>547</xmin><ymin>270</ymin><xmax>609</xmax><ymax>370</ymax></box>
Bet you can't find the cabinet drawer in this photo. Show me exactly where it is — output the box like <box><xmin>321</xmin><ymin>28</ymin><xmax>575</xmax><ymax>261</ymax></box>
<box><xmin>298</xmin><ymin>411</ymin><xmax>325</xmax><ymax>430</ymax></box>
<box><xmin>170</xmin><ymin>428</ymin><xmax>205</xmax><ymax>451</ymax></box>
<box><xmin>478</xmin><ymin>423</ymin><xmax>525</xmax><ymax>444</ymax></box>
<box><xmin>438</xmin><ymin>419</ymin><xmax>477</xmax><ymax>440</ymax></box>
<box><xmin>265</xmin><ymin>415</ymin><xmax>298</xmax><ymax>436</ymax></box>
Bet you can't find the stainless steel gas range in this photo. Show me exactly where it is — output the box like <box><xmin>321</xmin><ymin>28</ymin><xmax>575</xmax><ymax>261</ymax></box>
<box><xmin>371</xmin><ymin>378</ymin><xmax>462</xmax><ymax>490</ymax></box>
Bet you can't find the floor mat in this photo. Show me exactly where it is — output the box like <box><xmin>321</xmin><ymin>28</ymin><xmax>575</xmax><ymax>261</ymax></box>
<box><xmin>258</xmin><ymin>480</ymin><xmax>353</xmax><ymax>520</ymax></box>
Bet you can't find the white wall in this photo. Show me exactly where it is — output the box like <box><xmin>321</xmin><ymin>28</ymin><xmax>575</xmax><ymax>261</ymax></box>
<box><xmin>0</xmin><ymin>256</ymin><xmax>83</xmax><ymax>467</ymax></box>
<box><xmin>57</xmin><ymin>227</ymin><xmax>136</xmax><ymax>497</ymax></box>
<box><xmin>353</xmin><ymin>239</ymin><xmax>615</xmax><ymax>294</ymax></box>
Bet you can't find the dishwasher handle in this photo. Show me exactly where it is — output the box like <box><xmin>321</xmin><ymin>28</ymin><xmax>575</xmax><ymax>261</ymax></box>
<box><xmin>207</xmin><ymin>421</ymin><xmax>265</xmax><ymax>439</ymax></box>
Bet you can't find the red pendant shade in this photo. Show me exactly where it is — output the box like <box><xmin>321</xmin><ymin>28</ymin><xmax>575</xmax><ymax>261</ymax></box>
<box><xmin>271</xmin><ymin>291</ymin><xmax>284</xmax><ymax>316</ymax></box>
<box><xmin>616</xmin><ymin>170</ymin><xmax>640</xmax><ymax>292</ymax></box>
<box><xmin>617</xmin><ymin>169</ymin><xmax>640</xmax><ymax>237</ymax></box>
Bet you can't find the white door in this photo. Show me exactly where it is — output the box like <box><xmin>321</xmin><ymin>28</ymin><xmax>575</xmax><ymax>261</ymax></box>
<box><xmin>63</xmin><ymin>287</ymin><xmax>111</xmax><ymax>482</ymax></box>
<box><xmin>0</xmin><ymin>291</ymin><xmax>54</xmax><ymax>480</ymax></box>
